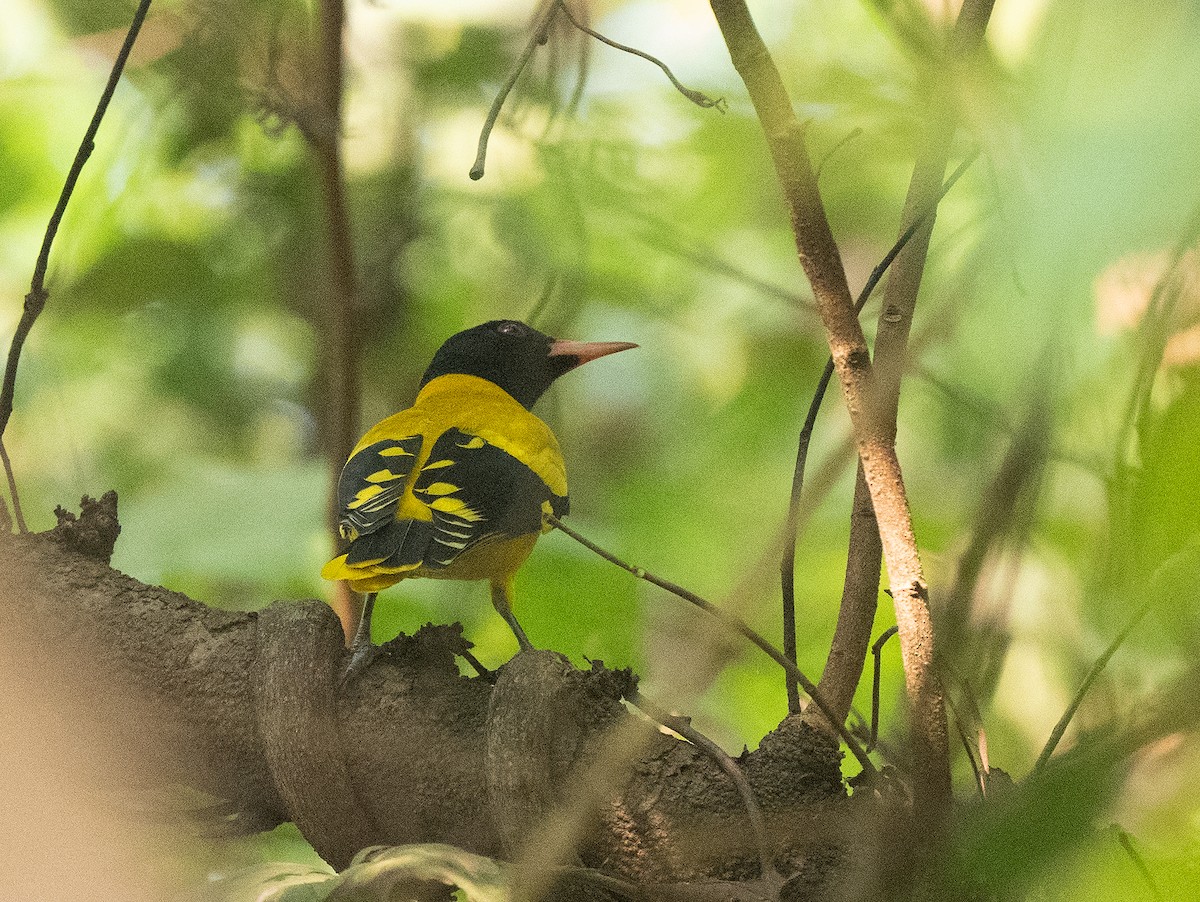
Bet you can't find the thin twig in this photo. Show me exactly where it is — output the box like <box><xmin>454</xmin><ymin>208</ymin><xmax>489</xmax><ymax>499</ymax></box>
<box><xmin>561</xmin><ymin>0</ymin><xmax>592</xmax><ymax>123</ymax></box>
<box><xmin>638</xmin><ymin>223</ymin><xmax>813</xmax><ymax>312</ymax></box>
<box><xmin>587</xmin><ymin>190</ymin><xmax>817</xmax><ymax>313</ymax></box>
<box><xmin>868</xmin><ymin>626</ymin><xmax>897</xmax><ymax>752</ymax></box>
<box><xmin>1113</xmin><ymin>827</ymin><xmax>1164</xmax><ymax>902</ymax></box>
<box><xmin>0</xmin><ymin>438</ymin><xmax>25</xmax><ymax>533</ymax></box>
<box><xmin>556</xmin><ymin>1</ymin><xmax>725</xmax><ymax>111</ymax></box>
<box><xmin>863</xmin><ymin>149</ymin><xmax>980</xmax><ymax>306</ymax></box>
<box><xmin>526</xmin><ymin>272</ymin><xmax>561</xmax><ymax>328</ymax></box>
<box><xmin>545</xmin><ymin>513</ymin><xmax>877</xmax><ymax>777</ymax></box>
<box><xmin>1034</xmin><ymin>593</ymin><xmax>1156</xmax><ymax>773</ymax></box>
<box><xmin>913</xmin><ymin>363</ymin><xmax>1105</xmax><ymax>477</ymax></box>
<box><xmin>1104</xmin><ymin>203</ymin><xmax>1200</xmax><ymax>588</ymax></box>
<box><xmin>814</xmin><ymin>127</ymin><xmax>862</xmax><ymax>182</ymax></box>
<box><xmin>543</xmin><ymin>5</ymin><xmax>562</xmax><ymax>124</ymax></box>
<box><xmin>471</xmin><ymin>0</ymin><xmax>559</xmax><ymax>180</ymax></box>
<box><xmin>780</xmin><ymin>355</ymin><xmax>837</xmax><ymax>716</ymax></box>
<box><xmin>1113</xmin><ymin>200</ymin><xmax>1200</xmax><ymax>471</ymax></box>
<box><xmin>0</xmin><ymin>0</ymin><xmax>152</xmax><ymax>530</ymax></box>
<box><xmin>781</xmin><ymin>150</ymin><xmax>978</xmax><ymax>715</ymax></box>
<box><xmin>628</xmin><ymin>692</ymin><xmax>779</xmax><ymax>886</ymax></box>
<box><xmin>945</xmin><ymin>692</ymin><xmax>984</xmax><ymax>798</ymax></box>
<box><xmin>459</xmin><ymin>648</ymin><xmax>494</xmax><ymax>681</ymax></box>
<box><xmin>550</xmin><ymin>864</ymin><xmax>777</xmax><ymax>901</ymax></box>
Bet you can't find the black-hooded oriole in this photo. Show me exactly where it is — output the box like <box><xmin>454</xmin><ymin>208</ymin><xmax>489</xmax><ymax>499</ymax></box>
<box><xmin>322</xmin><ymin>319</ymin><xmax>636</xmax><ymax>673</ymax></box>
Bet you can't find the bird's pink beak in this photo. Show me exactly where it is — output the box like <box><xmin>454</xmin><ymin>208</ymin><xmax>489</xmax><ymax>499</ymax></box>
<box><xmin>548</xmin><ymin>339</ymin><xmax>638</xmax><ymax>368</ymax></box>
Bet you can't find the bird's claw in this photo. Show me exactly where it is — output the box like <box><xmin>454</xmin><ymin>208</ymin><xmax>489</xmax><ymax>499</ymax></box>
<box><xmin>340</xmin><ymin>641</ymin><xmax>380</xmax><ymax>688</ymax></box>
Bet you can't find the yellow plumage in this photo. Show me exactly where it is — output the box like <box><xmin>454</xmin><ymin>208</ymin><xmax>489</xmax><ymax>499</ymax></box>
<box><xmin>321</xmin><ymin>373</ymin><xmax>565</xmax><ymax>595</ymax></box>
<box><xmin>321</xmin><ymin>319</ymin><xmax>635</xmax><ymax>673</ymax></box>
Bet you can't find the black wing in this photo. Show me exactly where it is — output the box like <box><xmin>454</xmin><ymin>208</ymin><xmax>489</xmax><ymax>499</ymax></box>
<box><xmin>411</xmin><ymin>428</ymin><xmax>569</xmax><ymax>570</ymax></box>
<box><xmin>336</xmin><ymin>435</ymin><xmax>423</xmax><ymax>541</ymax></box>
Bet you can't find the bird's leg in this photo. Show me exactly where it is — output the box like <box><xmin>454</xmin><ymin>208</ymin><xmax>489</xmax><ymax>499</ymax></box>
<box><xmin>340</xmin><ymin>592</ymin><xmax>379</xmax><ymax>686</ymax></box>
<box><xmin>490</xmin><ymin>579</ymin><xmax>534</xmax><ymax>652</ymax></box>
<box><xmin>459</xmin><ymin>648</ymin><xmax>497</xmax><ymax>683</ymax></box>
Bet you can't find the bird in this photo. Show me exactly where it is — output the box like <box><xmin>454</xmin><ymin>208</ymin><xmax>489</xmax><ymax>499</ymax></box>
<box><xmin>321</xmin><ymin>319</ymin><xmax>637</xmax><ymax>677</ymax></box>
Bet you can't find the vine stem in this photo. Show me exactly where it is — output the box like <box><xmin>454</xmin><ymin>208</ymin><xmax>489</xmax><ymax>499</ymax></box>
<box><xmin>0</xmin><ymin>0</ymin><xmax>153</xmax><ymax>530</ymax></box>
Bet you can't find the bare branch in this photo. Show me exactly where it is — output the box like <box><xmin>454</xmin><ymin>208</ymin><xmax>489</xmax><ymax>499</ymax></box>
<box><xmin>0</xmin><ymin>439</ymin><xmax>24</xmax><ymax>533</ymax></box>
<box><xmin>707</xmin><ymin>0</ymin><xmax>964</xmax><ymax>822</ymax></box>
<box><xmin>471</xmin><ymin>0</ymin><xmax>559</xmax><ymax>180</ymax></box>
<box><xmin>1113</xmin><ymin>827</ymin><xmax>1164</xmax><ymax>902</ymax></box>
<box><xmin>868</xmin><ymin>626</ymin><xmax>898</xmax><ymax>752</ymax></box>
<box><xmin>1037</xmin><ymin>535</ymin><xmax>1200</xmax><ymax>773</ymax></box>
<box><xmin>556</xmin><ymin>1</ymin><xmax>725</xmax><ymax>111</ymax></box>
<box><xmin>1033</xmin><ymin>594</ymin><xmax>1155</xmax><ymax>773</ymax></box>
<box><xmin>781</xmin><ymin>151</ymin><xmax>977</xmax><ymax>716</ymax></box>
<box><xmin>0</xmin><ymin>0</ymin><xmax>153</xmax><ymax>531</ymax></box>
<box><xmin>813</xmin><ymin>0</ymin><xmax>995</xmax><ymax>751</ymax></box>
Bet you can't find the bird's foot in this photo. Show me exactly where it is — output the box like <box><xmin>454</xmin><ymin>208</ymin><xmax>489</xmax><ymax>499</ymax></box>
<box><xmin>340</xmin><ymin>640</ymin><xmax>381</xmax><ymax>688</ymax></box>
<box><xmin>459</xmin><ymin>648</ymin><xmax>498</xmax><ymax>683</ymax></box>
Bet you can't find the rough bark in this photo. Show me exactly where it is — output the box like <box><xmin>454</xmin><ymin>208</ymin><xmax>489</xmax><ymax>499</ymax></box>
<box><xmin>1</xmin><ymin>496</ymin><xmax>864</xmax><ymax>899</ymax></box>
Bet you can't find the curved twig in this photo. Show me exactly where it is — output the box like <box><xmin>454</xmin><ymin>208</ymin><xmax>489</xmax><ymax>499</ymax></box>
<box><xmin>0</xmin><ymin>438</ymin><xmax>24</xmax><ymax>533</ymax></box>
<box><xmin>628</xmin><ymin>691</ymin><xmax>780</xmax><ymax>887</ymax></box>
<box><xmin>562</xmin><ymin>2</ymin><xmax>592</xmax><ymax>122</ymax></box>
<box><xmin>814</xmin><ymin>127</ymin><xmax>862</xmax><ymax>182</ymax></box>
<box><xmin>471</xmin><ymin>0</ymin><xmax>559</xmax><ymax>180</ymax></box>
<box><xmin>556</xmin><ymin>1</ymin><xmax>725</xmax><ymax>111</ymax></box>
<box><xmin>868</xmin><ymin>626</ymin><xmax>898</xmax><ymax>752</ymax></box>
<box><xmin>545</xmin><ymin>513</ymin><xmax>877</xmax><ymax>777</ymax></box>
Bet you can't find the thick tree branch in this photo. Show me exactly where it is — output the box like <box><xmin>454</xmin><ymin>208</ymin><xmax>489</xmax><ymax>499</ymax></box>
<box><xmin>1</xmin><ymin>504</ymin><xmax>851</xmax><ymax>895</ymax></box>
<box><xmin>708</xmin><ymin>0</ymin><xmax>951</xmax><ymax>820</ymax></box>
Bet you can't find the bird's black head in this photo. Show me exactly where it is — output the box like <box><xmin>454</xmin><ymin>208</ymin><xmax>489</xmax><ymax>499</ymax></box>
<box><xmin>419</xmin><ymin>320</ymin><xmax>637</xmax><ymax>409</ymax></box>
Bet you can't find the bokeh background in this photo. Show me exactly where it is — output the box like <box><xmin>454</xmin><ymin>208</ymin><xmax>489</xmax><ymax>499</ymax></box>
<box><xmin>2</xmin><ymin>0</ymin><xmax>1199</xmax><ymax>897</ymax></box>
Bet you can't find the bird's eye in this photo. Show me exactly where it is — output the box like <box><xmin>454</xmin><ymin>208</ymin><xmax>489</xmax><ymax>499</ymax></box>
<box><xmin>497</xmin><ymin>322</ymin><xmax>525</xmax><ymax>336</ymax></box>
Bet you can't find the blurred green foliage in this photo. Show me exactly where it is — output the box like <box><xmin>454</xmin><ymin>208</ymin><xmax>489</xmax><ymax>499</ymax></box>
<box><xmin>3</xmin><ymin>0</ymin><xmax>1200</xmax><ymax>897</ymax></box>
